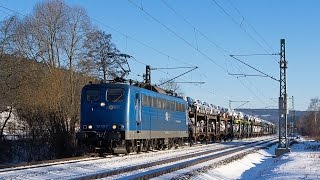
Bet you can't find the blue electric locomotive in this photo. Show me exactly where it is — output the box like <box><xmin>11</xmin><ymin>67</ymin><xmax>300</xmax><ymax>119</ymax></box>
<box><xmin>77</xmin><ymin>82</ymin><xmax>188</xmax><ymax>154</ymax></box>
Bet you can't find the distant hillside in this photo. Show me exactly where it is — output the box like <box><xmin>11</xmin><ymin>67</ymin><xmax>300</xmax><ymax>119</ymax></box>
<box><xmin>238</xmin><ymin>109</ymin><xmax>309</xmax><ymax>125</ymax></box>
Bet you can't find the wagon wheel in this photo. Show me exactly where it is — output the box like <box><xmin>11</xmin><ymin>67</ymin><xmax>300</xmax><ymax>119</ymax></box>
<box><xmin>197</xmin><ymin>134</ymin><xmax>206</xmax><ymax>142</ymax></box>
<box><xmin>125</xmin><ymin>140</ymin><xmax>132</xmax><ymax>155</ymax></box>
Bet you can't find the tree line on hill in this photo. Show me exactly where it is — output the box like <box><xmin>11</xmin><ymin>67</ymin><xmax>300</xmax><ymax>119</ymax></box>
<box><xmin>0</xmin><ymin>0</ymin><xmax>129</xmax><ymax>163</ymax></box>
<box><xmin>296</xmin><ymin>97</ymin><xmax>320</xmax><ymax>140</ymax></box>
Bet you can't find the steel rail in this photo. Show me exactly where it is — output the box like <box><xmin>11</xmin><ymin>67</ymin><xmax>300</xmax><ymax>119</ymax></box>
<box><xmin>118</xmin><ymin>138</ymin><xmax>277</xmax><ymax>180</ymax></box>
<box><xmin>75</xmin><ymin>137</ymin><xmax>276</xmax><ymax>180</ymax></box>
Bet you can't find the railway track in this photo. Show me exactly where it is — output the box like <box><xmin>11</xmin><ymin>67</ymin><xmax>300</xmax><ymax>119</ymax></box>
<box><xmin>0</xmin><ymin>136</ymin><xmax>276</xmax><ymax>179</ymax></box>
<box><xmin>76</xmin><ymin>137</ymin><xmax>277</xmax><ymax>179</ymax></box>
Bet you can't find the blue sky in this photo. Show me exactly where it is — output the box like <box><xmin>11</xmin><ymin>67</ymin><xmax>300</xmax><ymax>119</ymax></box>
<box><xmin>1</xmin><ymin>0</ymin><xmax>319</xmax><ymax>110</ymax></box>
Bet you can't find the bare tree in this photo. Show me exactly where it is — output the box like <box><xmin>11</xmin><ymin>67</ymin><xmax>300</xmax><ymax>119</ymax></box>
<box><xmin>0</xmin><ymin>0</ymin><xmax>133</xmax><ymax>161</ymax></box>
<box><xmin>10</xmin><ymin>0</ymin><xmax>92</xmax><ymax>125</ymax></box>
<box><xmin>0</xmin><ymin>106</ymin><xmax>13</xmax><ymax>141</ymax></box>
<box><xmin>0</xmin><ymin>16</ymin><xmax>18</xmax><ymax>55</ymax></box>
<box><xmin>13</xmin><ymin>3</ymin><xmax>60</xmax><ymax>69</ymax></box>
<box><xmin>158</xmin><ymin>78</ymin><xmax>184</xmax><ymax>96</ymax></box>
<box><xmin>307</xmin><ymin>97</ymin><xmax>320</xmax><ymax>111</ymax></box>
<box><xmin>297</xmin><ymin>97</ymin><xmax>320</xmax><ymax>139</ymax></box>
<box><xmin>0</xmin><ymin>1</ymin><xmax>95</xmax><ymax>159</ymax></box>
<box><xmin>61</xmin><ymin>5</ymin><xmax>91</xmax><ymax>132</ymax></box>
<box><xmin>0</xmin><ymin>56</ymin><xmax>26</xmax><ymax>141</ymax></box>
<box><xmin>82</xmin><ymin>30</ymin><xmax>129</xmax><ymax>81</ymax></box>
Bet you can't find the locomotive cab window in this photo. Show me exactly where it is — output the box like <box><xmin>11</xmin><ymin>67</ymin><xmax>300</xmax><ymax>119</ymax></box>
<box><xmin>142</xmin><ymin>95</ymin><xmax>148</xmax><ymax>106</ymax></box>
<box><xmin>107</xmin><ymin>89</ymin><xmax>124</xmax><ymax>102</ymax></box>
<box><xmin>86</xmin><ymin>90</ymin><xmax>100</xmax><ymax>102</ymax></box>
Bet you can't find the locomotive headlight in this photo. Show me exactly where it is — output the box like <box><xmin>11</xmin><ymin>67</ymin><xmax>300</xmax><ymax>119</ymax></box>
<box><xmin>100</xmin><ymin>102</ymin><xmax>106</xmax><ymax>107</ymax></box>
<box><xmin>118</xmin><ymin>124</ymin><xmax>124</xmax><ymax>129</ymax></box>
<box><xmin>88</xmin><ymin>125</ymin><xmax>93</xmax><ymax>129</ymax></box>
<box><xmin>112</xmin><ymin>124</ymin><xmax>117</xmax><ymax>130</ymax></box>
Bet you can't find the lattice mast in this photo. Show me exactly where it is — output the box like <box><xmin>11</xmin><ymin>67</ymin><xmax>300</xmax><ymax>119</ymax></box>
<box><xmin>278</xmin><ymin>39</ymin><xmax>288</xmax><ymax>149</ymax></box>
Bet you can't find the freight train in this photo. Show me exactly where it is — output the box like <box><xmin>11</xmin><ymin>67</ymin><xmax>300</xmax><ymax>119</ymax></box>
<box><xmin>76</xmin><ymin>81</ymin><xmax>276</xmax><ymax>154</ymax></box>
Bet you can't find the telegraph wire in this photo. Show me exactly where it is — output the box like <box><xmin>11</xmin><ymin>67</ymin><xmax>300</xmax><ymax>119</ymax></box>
<box><xmin>151</xmin><ymin>66</ymin><xmax>198</xmax><ymax>70</ymax></box>
<box><xmin>128</xmin><ymin>0</ymin><xmax>228</xmax><ymax>72</ymax></box>
<box><xmin>162</xmin><ymin>0</ymin><xmax>273</xmax><ymax>106</ymax></box>
<box><xmin>194</xmin><ymin>28</ymin><xmax>199</xmax><ymax>50</ymax></box>
<box><xmin>131</xmin><ymin>56</ymin><xmax>193</xmax><ymax>83</ymax></box>
<box><xmin>159</xmin><ymin>0</ymin><xmax>274</xmax><ymax>106</ymax></box>
<box><xmin>228</xmin><ymin>58</ymin><xmax>272</xmax><ymax>106</ymax></box>
<box><xmin>210</xmin><ymin>0</ymin><xmax>267</xmax><ymax>52</ymax></box>
<box><xmin>129</xmin><ymin>0</ymin><xmax>241</xmax><ymax>102</ymax></box>
<box><xmin>131</xmin><ymin>56</ymin><xmax>200</xmax><ymax>86</ymax></box>
<box><xmin>226</xmin><ymin>51</ymin><xmax>277</xmax><ymax>106</ymax></box>
<box><xmin>230</xmin><ymin>53</ymin><xmax>279</xmax><ymax>57</ymax></box>
<box><xmin>228</xmin><ymin>73</ymin><xmax>268</xmax><ymax>78</ymax></box>
<box><xmin>0</xmin><ymin>5</ymin><xmax>26</xmax><ymax>19</ymax></box>
<box><xmin>0</xmin><ymin>2</ymin><xmax>272</xmax><ymax>106</ymax></box>
<box><xmin>131</xmin><ymin>56</ymin><xmax>231</xmax><ymax>102</ymax></box>
<box><xmin>226</xmin><ymin>0</ymin><xmax>279</xmax><ymax>64</ymax></box>
<box><xmin>61</xmin><ymin>0</ymin><xmax>270</xmax><ymax>105</ymax></box>
<box><xmin>161</xmin><ymin>0</ymin><xmax>230</xmax><ymax>55</ymax></box>
<box><xmin>236</xmin><ymin>77</ymin><xmax>268</xmax><ymax>106</ymax></box>
<box><xmin>228</xmin><ymin>56</ymin><xmax>277</xmax><ymax>105</ymax></box>
<box><xmin>161</xmin><ymin>0</ymin><xmax>238</xmax><ymax>96</ymax></box>
<box><xmin>210</xmin><ymin>0</ymin><xmax>279</xmax><ymax>64</ymax></box>
<box><xmin>128</xmin><ymin>1</ymin><xmax>246</xmax><ymax>104</ymax></box>
<box><xmin>160</xmin><ymin>0</ymin><xmax>277</xmax><ymax>81</ymax></box>
<box><xmin>230</xmin><ymin>55</ymin><xmax>278</xmax><ymax>82</ymax></box>
<box><xmin>227</xmin><ymin>0</ymin><xmax>277</xmax><ymax>54</ymax></box>
<box><xmin>0</xmin><ymin>8</ymin><xmax>12</xmax><ymax>19</ymax></box>
<box><xmin>158</xmin><ymin>66</ymin><xmax>198</xmax><ymax>86</ymax></box>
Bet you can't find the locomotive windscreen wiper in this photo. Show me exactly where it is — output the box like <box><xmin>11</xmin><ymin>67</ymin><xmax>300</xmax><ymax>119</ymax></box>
<box><xmin>113</xmin><ymin>94</ymin><xmax>123</xmax><ymax>102</ymax></box>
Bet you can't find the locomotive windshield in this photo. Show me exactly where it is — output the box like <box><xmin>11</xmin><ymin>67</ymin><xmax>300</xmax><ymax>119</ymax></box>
<box><xmin>86</xmin><ymin>90</ymin><xmax>100</xmax><ymax>101</ymax></box>
<box><xmin>107</xmin><ymin>89</ymin><xmax>124</xmax><ymax>102</ymax></box>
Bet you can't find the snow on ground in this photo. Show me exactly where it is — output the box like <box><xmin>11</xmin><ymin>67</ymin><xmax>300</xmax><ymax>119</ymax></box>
<box><xmin>189</xmin><ymin>138</ymin><xmax>320</xmax><ymax>180</ymax></box>
<box><xmin>0</xmin><ymin>136</ymin><xmax>271</xmax><ymax>179</ymax></box>
<box><xmin>2</xmin><ymin>137</ymin><xmax>319</xmax><ymax>180</ymax></box>
<box><xmin>0</xmin><ymin>140</ymin><xmax>240</xmax><ymax>179</ymax></box>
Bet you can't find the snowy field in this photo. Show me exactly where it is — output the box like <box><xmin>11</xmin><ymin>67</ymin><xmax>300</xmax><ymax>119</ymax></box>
<box><xmin>1</xmin><ymin>137</ymin><xmax>319</xmax><ymax>179</ymax></box>
<box><xmin>181</xmin><ymin>138</ymin><xmax>320</xmax><ymax>180</ymax></box>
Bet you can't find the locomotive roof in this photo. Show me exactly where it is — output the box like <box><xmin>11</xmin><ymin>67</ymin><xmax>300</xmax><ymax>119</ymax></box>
<box><xmin>83</xmin><ymin>82</ymin><xmax>185</xmax><ymax>101</ymax></box>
